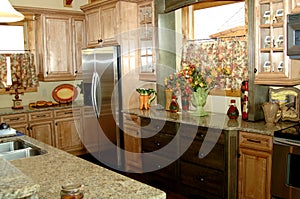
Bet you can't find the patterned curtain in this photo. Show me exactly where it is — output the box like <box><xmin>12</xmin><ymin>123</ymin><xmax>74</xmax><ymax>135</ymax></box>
<box><xmin>181</xmin><ymin>40</ymin><xmax>248</xmax><ymax>90</ymax></box>
<box><xmin>0</xmin><ymin>53</ymin><xmax>38</xmax><ymax>90</ymax></box>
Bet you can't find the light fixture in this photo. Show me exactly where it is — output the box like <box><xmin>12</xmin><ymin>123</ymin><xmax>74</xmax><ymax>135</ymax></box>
<box><xmin>0</xmin><ymin>0</ymin><xmax>24</xmax><ymax>23</ymax></box>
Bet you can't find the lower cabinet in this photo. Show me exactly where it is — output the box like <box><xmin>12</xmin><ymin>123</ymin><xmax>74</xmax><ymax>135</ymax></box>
<box><xmin>124</xmin><ymin>117</ymin><xmax>238</xmax><ymax>199</ymax></box>
<box><xmin>54</xmin><ymin>108</ymin><xmax>85</xmax><ymax>155</ymax></box>
<box><xmin>0</xmin><ymin>107</ymin><xmax>85</xmax><ymax>155</ymax></box>
<box><xmin>238</xmin><ymin>131</ymin><xmax>273</xmax><ymax>199</ymax></box>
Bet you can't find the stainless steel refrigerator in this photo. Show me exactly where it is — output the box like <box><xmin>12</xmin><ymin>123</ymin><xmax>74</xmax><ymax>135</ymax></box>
<box><xmin>81</xmin><ymin>45</ymin><xmax>123</xmax><ymax>169</ymax></box>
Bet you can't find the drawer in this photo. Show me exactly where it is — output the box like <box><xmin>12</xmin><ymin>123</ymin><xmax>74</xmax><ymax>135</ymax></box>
<box><xmin>180</xmin><ymin>124</ymin><xmax>225</xmax><ymax>144</ymax></box>
<box><xmin>142</xmin><ymin>131</ymin><xmax>179</xmax><ymax>158</ymax></box>
<box><xmin>180</xmin><ymin>161</ymin><xmax>225</xmax><ymax>197</ymax></box>
<box><xmin>1</xmin><ymin>114</ymin><xmax>27</xmax><ymax>124</ymax></box>
<box><xmin>239</xmin><ymin>131</ymin><xmax>273</xmax><ymax>152</ymax></box>
<box><xmin>180</xmin><ymin>137</ymin><xmax>225</xmax><ymax>171</ymax></box>
<box><xmin>29</xmin><ymin>111</ymin><xmax>53</xmax><ymax>121</ymax></box>
<box><xmin>143</xmin><ymin>153</ymin><xmax>178</xmax><ymax>180</ymax></box>
<box><xmin>141</xmin><ymin>118</ymin><xmax>177</xmax><ymax>135</ymax></box>
<box><xmin>54</xmin><ymin>108</ymin><xmax>81</xmax><ymax>118</ymax></box>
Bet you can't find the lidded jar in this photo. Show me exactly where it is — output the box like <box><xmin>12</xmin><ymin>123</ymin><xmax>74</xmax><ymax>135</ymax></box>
<box><xmin>60</xmin><ymin>184</ymin><xmax>84</xmax><ymax>199</ymax></box>
<box><xmin>227</xmin><ymin>99</ymin><xmax>239</xmax><ymax>119</ymax></box>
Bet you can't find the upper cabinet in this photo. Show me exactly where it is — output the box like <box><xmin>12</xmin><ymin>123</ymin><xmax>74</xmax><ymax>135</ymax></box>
<box><xmin>138</xmin><ymin>0</ymin><xmax>156</xmax><ymax>82</ymax></box>
<box><xmin>81</xmin><ymin>0</ymin><xmax>138</xmax><ymax>48</ymax></box>
<box><xmin>254</xmin><ymin>0</ymin><xmax>300</xmax><ymax>85</ymax></box>
<box><xmin>35</xmin><ymin>11</ymin><xmax>85</xmax><ymax>81</ymax></box>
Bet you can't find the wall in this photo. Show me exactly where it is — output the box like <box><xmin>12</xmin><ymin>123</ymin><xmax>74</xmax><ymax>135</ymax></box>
<box><xmin>10</xmin><ymin>0</ymin><xmax>88</xmax><ymax>11</ymax></box>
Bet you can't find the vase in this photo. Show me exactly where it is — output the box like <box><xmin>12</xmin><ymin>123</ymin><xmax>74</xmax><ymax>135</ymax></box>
<box><xmin>190</xmin><ymin>87</ymin><xmax>210</xmax><ymax>117</ymax></box>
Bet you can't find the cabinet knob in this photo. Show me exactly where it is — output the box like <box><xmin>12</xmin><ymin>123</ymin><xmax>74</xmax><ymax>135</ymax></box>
<box><xmin>97</xmin><ymin>39</ymin><xmax>103</xmax><ymax>43</ymax></box>
<box><xmin>74</xmin><ymin>70</ymin><xmax>78</xmax><ymax>74</ymax></box>
<box><xmin>254</xmin><ymin>68</ymin><xmax>257</xmax><ymax>74</ymax></box>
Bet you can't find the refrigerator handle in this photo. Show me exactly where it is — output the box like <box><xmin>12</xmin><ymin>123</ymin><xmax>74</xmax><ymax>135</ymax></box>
<box><xmin>91</xmin><ymin>72</ymin><xmax>100</xmax><ymax>118</ymax></box>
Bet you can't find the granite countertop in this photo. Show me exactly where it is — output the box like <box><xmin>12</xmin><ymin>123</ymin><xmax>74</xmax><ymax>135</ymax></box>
<box><xmin>123</xmin><ymin>108</ymin><xmax>299</xmax><ymax>136</ymax></box>
<box><xmin>0</xmin><ymin>136</ymin><xmax>166</xmax><ymax>199</ymax></box>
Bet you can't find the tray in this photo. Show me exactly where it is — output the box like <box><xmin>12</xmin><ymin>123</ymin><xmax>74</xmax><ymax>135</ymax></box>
<box><xmin>52</xmin><ymin>84</ymin><xmax>78</xmax><ymax>103</ymax></box>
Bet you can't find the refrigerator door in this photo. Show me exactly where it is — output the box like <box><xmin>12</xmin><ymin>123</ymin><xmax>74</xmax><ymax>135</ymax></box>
<box><xmin>82</xmin><ymin>46</ymin><xmax>122</xmax><ymax>170</ymax></box>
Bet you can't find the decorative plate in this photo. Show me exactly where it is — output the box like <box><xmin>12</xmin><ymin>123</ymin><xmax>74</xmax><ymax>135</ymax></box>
<box><xmin>52</xmin><ymin>84</ymin><xmax>78</xmax><ymax>103</ymax></box>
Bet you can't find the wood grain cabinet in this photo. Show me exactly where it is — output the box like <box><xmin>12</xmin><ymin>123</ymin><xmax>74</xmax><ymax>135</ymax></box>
<box><xmin>28</xmin><ymin>111</ymin><xmax>54</xmax><ymax>146</ymax></box>
<box><xmin>0</xmin><ymin>113</ymin><xmax>29</xmax><ymax>135</ymax></box>
<box><xmin>54</xmin><ymin>108</ymin><xmax>85</xmax><ymax>155</ymax></box>
<box><xmin>254</xmin><ymin>0</ymin><xmax>300</xmax><ymax>85</ymax></box>
<box><xmin>81</xmin><ymin>0</ymin><xmax>138</xmax><ymax>48</ymax></box>
<box><xmin>238</xmin><ymin>131</ymin><xmax>273</xmax><ymax>199</ymax></box>
<box><xmin>35</xmin><ymin>11</ymin><xmax>85</xmax><ymax>81</ymax></box>
<box><xmin>123</xmin><ymin>113</ymin><xmax>142</xmax><ymax>172</ymax></box>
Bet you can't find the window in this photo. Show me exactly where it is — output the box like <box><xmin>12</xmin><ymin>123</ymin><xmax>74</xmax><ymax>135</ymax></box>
<box><xmin>194</xmin><ymin>2</ymin><xmax>245</xmax><ymax>39</ymax></box>
<box><xmin>0</xmin><ymin>25</ymin><xmax>24</xmax><ymax>53</ymax></box>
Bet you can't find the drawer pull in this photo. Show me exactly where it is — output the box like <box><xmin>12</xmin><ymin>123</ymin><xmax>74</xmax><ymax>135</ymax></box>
<box><xmin>155</xmin><ymin>141</ymin><xmax>161</xmax><ymax>147</ymax></box>
<box><xmin>64</xmin><ymin>111</ymin><xmax>73</xmax><ymax>115</ymax></box>
<box><xmin>9</xmin><ymin>117</ymin><xmax>20</xmax><ymax>121</ymax></box>
<box><xmin>36</xmin><ymin>114</ymin><xmax>47</xmax><ymax>118</ymax></box>
<box><xmin>246</xmin><ymin>138</ymin><xmax>261</xmax><ymax>144</ymax></box>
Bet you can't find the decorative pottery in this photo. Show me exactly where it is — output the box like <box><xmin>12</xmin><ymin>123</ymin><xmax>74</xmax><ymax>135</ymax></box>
<box><xmin>136</xmin><ymin>88</ymin><xmax>156</xmax><ymax>110</ymax></box>
<box><xmin>262</xmin><ymin>102</ymin><xmax>280</xmax><ymax>124</ymax></box>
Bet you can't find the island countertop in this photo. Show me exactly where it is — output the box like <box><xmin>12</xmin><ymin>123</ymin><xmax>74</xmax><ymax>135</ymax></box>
<box><xmin>1</xmin><ymin>135</ymin><xmax>166</xmax><ymax>199</ymax></box>
<box><xmin>122</xmin><ymin>108</ymin><xmax>299</xmax><ymax>136</ymax></box>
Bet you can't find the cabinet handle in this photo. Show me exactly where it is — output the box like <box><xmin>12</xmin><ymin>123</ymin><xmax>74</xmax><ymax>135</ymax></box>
<box><xmin>64</xmin><ymin>111</ymin><xmax>73</xmax><ymax>114</ymax></box>
<box><xmin>9</xmin><ymin>117</ymin><xmax>20</xmax><ymax>121</ymax></box>
<box><xmin>254</xmin><ymin>68</ymin><xmax>257</xmax><ymax>74</ymax></box>
<box><xmin>46</xmin><ymin>71</ymin><xmax>48</xmax><ymax>75</ymax></box>
<box><xmin>55</xmin><ymin>122</ymin><xmax>58</xmax><ymax>126</ymax></box>
<box><xmin>36</xmin><ymin>114</ymin><xmax>47</xmax><ymax>118</ymax></box>
<box><xmin>246</xmin><ymin>138</ymin><xmax>261</xmax><ymax>144</ymax></box>
<box><xmin>98</xmin><ymin>39</ymin><xmax>103</xmax><ymax>43</ymax></box>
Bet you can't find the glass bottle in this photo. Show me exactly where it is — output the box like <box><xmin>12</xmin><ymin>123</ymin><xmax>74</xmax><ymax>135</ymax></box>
<box><xmin>227</xmin><ymin>99</ymin><xmax>239</xmax><ymax>119</ymax></box>
<box><xmin>169</xmin><ymin>95</ymin><xmax>179</xmax><ymax>113</ymax></box>
<box><xmin>60</xmin><ymin>184</ymin><xmax>84</xmax><ymax>199</ymax></box>
<box><xmin>242</xmin><ymin>91</ymin><xmax>249</xmax><ymax>120</ymax></box>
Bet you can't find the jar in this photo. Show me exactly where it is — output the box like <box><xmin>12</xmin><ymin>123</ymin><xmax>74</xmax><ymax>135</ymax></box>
<box><xmin>60</xmin><ymin>184</ymin><xmax>84</xmax><ymax>199</ymax></box>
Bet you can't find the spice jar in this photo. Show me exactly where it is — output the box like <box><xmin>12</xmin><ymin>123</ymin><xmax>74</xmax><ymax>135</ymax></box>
<box><xmin>60</xmin><ymin>184</ymin><xmax>84</xmax><ymax>199</ymax></box>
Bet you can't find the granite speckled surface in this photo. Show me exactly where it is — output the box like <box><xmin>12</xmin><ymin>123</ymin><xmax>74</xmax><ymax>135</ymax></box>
<box><xmin>0</xmin><ymin>136</ymin><xmax>166</xmax><ymax>199</ymax></box>
<box><xmin>123</xmin><ymin>108</ymin><xmax>299</xmax><ymax>136</ymax></box>
<box><xmin>0</xmin><ymin>156</ymin><xmax>39</xmax><ymax>199</ymax></box>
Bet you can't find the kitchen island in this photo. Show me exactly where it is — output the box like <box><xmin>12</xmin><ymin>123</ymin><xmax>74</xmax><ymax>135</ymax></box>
<box><xmin>0</xmin><ymin>135</ymin><xmax>166</xmax><ymax>199</ymax></box>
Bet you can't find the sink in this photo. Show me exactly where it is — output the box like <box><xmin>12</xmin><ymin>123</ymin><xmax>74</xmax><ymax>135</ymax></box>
<box><xmin>0</xmin><ymin>139</ymin><xmax>46</xmax><ymax>161</ymax></box>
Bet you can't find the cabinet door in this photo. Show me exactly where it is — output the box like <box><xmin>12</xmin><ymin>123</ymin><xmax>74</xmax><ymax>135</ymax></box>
<box><xmin>54</xmin><ymin>117</ymin><xmax>84</xmax><ymax>154</ymax></box>
<box><xmin>85</xmin><ymin>8</ymin><xmax>101</xmax><ymax>47</ymax></box>
<box><xmin>73</xmin><ymin>17</ymin><xmax>86</xmax><ymax>77</ymax></box>
<box><xmin>29</xmin><ymin>121</ymin><xmax>54</xmax><ymax>146</ymax></box>
<box><xmin>43</xmin><ymin>15</ymin><xmax>73</xmax><ymax>80</ymax></box>
<box><xmin>100</xmin><ymin>4</ymin><xmax>117</xmax><ymax>44</ymax></box>
<box><xmin>238</xmin><ymin>131</ymin><xmax>272</xmax><ymax>199</ymax></box>
<box><xmin>238</xmin><ymin>147</ymin><xmax>272</xmax><ymax>199</ymax></box>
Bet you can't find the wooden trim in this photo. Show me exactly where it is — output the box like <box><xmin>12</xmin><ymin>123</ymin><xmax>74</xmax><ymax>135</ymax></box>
<box><xmin>193</xmin><ymin>1</ymin><xmax>244</xmax><ymax>10</ymax></box>
<box><xmin>14</xmin><ymin>6</ymin><xmax>84</xmax><ymax>16</ymax></box>
<box><xmin>209</xmin><ymin>88</ymin><xmax>241</xmax><ymax>97</ymax></box>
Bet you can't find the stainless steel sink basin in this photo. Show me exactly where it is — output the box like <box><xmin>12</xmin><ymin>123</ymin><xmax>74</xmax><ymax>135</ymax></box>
<box><xmin>0</xmin><ymin>139</ymin><xmax>46</xmax><ymax>161</ymax></box>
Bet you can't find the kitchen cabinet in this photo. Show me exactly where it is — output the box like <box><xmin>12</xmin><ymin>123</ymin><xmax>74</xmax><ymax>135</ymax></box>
<box><xmin>0</xmin><ymin>107</ymin><xmax>86</xmax><ymax>155</ymax></box>
<box><xmin>54</xmin><ymin>108</ymin><xmax>85</xmax><ymax>155</ymax></box>
<box><xmin>0</xmin><ymin>113</ymin><xmax>29</xmax><ymax>135</ymax></box>
<box><xmin>138</xmin><ymin>0</ymin><xmax>156</xmax><ymax>82</ymax></box>
<box><xmin>238</xmin><ymin>131</ymin><xmax>273</xmax><ymax>199</ymax></box>
<box><xmin>35</xmin><ymin>11</ymin><xmax>85</xmax><ymax>81</ymax></box>
<box><xmin>254</xmin><ymin>0</ymin><xmax>300</xmax><ymax>85</ymax></box>
<box><xmin>28</xmin><ymin>111</ymin><xmax>54</xmax><ymax>146</ymax></box>
<box><xmin>81</xmin><ymin>0</ymin><xmax>138</xmax><ymax>48</ymax></box>
<box><xmin>131</xmin><ymin>117</ymin><xmax>238</xmax><ymax>199</ymax></box>
<box><xmin>123</xmin><ymin>113</ymin><xmax>142</xmax><ymax>172</ymax></box>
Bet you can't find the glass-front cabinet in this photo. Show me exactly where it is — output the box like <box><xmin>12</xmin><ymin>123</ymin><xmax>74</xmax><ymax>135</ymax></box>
<box><xmin>254</xmin><ymin>0</ymin><xmax>300</xmax><ymax>85</ymax></box>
